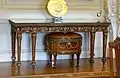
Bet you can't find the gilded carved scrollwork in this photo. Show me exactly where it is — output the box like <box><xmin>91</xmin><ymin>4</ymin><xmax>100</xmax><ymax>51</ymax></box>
<box><xmin>16</xmin><ymin>26</ymin><xmax>108</xmax><ymax>33</ymax></box>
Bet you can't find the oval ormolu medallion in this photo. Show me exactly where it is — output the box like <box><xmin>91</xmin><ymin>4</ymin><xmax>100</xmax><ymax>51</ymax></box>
<box><xmin>47</xmin><ymin>0</ymin><xmax>68</xmax><ymax>17</ymax></box>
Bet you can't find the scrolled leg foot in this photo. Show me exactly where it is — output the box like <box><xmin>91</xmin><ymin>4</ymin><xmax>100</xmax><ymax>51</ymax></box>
<box><xmin>17</xmin><ymin>62</ymin><xmax>21</xmax><ymax>67</ymax></box>
<box><xmin>31</xmin><ymin>62</ymin><xmax>36</xmax><ymax>66</ymax></box>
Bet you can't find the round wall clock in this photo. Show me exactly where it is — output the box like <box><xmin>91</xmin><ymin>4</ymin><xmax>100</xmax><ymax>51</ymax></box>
<box><xmin>47</xmin><ymin>0</ymin><xmax>68</xmax><ymax>17</ymax></box>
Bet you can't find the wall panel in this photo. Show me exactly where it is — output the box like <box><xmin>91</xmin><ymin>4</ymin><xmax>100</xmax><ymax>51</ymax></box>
<box><xmin>1</xmin><ymin>0</ymin><xmax>102</xmax><ymax>11</ymax></box>
<box><xmin>0</xmin><ymin>0</ymin><xmax>2</xmax><ymax>8</ymax></box>
<box><xmin>118</xmin><ymin>0</ymin><xmax>120</xmax><ymax>16</ymax></box>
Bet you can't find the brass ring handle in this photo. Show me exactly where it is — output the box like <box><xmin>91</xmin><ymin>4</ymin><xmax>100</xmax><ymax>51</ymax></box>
<box><xmin>66</xmin><ymin>42</ymin><xmax>72</xmax><ymax>49</ymax></box>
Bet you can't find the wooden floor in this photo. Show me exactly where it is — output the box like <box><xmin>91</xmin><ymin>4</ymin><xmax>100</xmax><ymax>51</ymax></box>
<box><xmin>0</xmin><ymin>58</ymin><xmax>114</xmax><ymax>78</ymax></box>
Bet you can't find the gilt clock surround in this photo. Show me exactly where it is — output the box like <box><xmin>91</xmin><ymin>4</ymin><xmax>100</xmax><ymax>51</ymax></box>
<box><xmin>47</xmin><ymin>0</ymin><xmax>68</xmax><ymax>17</ymax></box>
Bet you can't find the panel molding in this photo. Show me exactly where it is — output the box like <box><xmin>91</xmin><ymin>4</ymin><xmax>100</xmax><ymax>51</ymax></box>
<box><xmin>0</xmin><ymin>18</ymin><xmax>100</xmax><ymax>24</ymax></box>
<box><xmin>0</xmin><ymin>0</ymin><xmax>2</xmax><ymax>8</ymax></box>
<box><xmin>1</xmin><ymin>0</ymin><xmax>102</xmax><ymax>11</ymax></box>
<box><xmin>0</xmin><ymin>46</ymin><xmax>104</xmax><ymax>62</ymax></box>
<box><xmin>118</xmin><ymin>0</ymin><xmax>120</xmax><ymax>15</ymax></box>
<box><xmin>118</xmin><ymin>5</ymin><xmax>120</xmax><ymax>15</ymax></box>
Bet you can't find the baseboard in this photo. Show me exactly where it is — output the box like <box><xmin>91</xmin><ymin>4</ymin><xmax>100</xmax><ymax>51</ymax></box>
<box><xmin>0</xmin><ymin>47</ymin><xmax>107</xmax><ymax>62</ymax></box>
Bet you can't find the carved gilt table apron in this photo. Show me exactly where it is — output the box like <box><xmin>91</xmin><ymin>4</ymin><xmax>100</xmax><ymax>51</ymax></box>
<box><xmin>9</xmin><ymin>20</ymin><xmax>110</xmax><ymax>67</ymax></box>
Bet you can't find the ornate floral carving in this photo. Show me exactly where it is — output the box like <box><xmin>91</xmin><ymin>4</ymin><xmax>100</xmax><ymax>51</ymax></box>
<box><xmin>14</xmin><ymin>25</ymin><xmax>109</xmax><ymax>33</ymax></box>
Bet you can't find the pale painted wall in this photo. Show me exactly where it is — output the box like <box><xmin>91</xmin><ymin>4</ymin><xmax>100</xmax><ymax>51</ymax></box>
<box><xmin>118</xmin><ymin>0</ymin><xmax>120</xmax><ymax>36</ymax></box>
<box><xmin>0</xmin><ymin>0</ymin><xmax>106</xmax><ymax>62</ymax></box>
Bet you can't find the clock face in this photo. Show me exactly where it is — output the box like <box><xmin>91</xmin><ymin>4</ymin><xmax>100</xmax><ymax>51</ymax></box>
<box><xmin>47</xmin><ymin>0</ymin><xmax>68</xmax><ymax>17</ymax></box>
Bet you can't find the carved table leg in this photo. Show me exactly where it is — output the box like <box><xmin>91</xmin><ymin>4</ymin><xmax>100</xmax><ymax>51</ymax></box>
<box><xmin>11</xmin><ymin>30</ymin><xmax>16</xmax><ymax>63</ymax></box>
<box><xmin>102</xmin><ymin>31</ymin><xmax>107</xmax><ymax>66</ymax></box>
<box><xmin>53</xmin><ymin>53</ymin><xmax>57</xmax><ymax>68</ymax></box>
<box><xmin>76</xmin><ymin>53</ymin><xmax>80</xmax><ymax>67</ymax></box>
<box><xmin>89</xmin><ymin>32</ymin><xmax>95</xmax><ymax>63</ymax></box>
<box><xmin>17</xmin><ymin>33</ymin><xmax>22</xmax><ymax>67</ymax></box>
<box><xmin>49</xmin><ymin>53</ymin><xmax>52</xmax><ymax>65</ymax></box>
<box><xmin>31</xmin><ymin>33</ymin><xmax>37</xmax><ymax>66</ymax></box>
